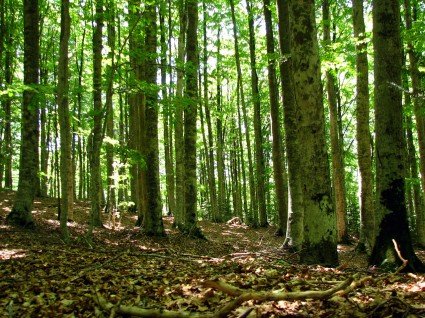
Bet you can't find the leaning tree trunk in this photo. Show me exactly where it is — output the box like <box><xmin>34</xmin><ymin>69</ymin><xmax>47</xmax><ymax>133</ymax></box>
<box><xmin>352</xmin><ymin>0</ymin><xmax>375</xmax><ymax>254</ymax></box>
<box><xmin>7</xmin><ymin>0</ymin><xmax>40</xmax><ymax>228</ymax></box>
<box><xmin>370</xmin><ymin>0</ymin><xmax>425</xmax><ymax>272</ymax></box>
<box><xmin>289</xmin><ymin>0</ymin><xmax>338</xmax><ymax>266</ymax></box>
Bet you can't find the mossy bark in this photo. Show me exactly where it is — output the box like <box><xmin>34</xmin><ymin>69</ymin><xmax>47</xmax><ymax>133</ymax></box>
<box><xmin>289</xmin><ymin>0</ymin><xmax>338</xmax><ymax>266</ymax></box>
<box><xmin>370</xmin><ymin>0</ymin><xmax>424</xmax><ymax>272</ymax></box>
<box><xmin>7</xmin><ymin>0</ymin><xmax>40</xmax><ymax>229</ymax></box>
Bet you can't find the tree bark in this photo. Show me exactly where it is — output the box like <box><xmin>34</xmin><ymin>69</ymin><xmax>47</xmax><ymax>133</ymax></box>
<box><xmin>89</xmin><ymin>0</ymin><xmax>104</xmax><ymax>232</ymax></box>
<box><xmin>370</xmin><ymin>0</ymin><xmax>424</xmax><ymax>272</ymax></box>
<box><xmin>323</xmin><ymin>0</ymin><xmax>348</xmax><ymax>243</ymax></box>
<box><xmin>352</xmin><ymin>0</ymin><xmax>375</xmax><ymax>253</ymax></box>
<box><xmin>7</xmin><ymin>0</ymin><xmax>40</xmax><ymax>228</ymax></box>
<box><xmin>57</xmin><ymin>0</ymin><xmax>72</xmax><ymax>240</ymax></box>
<box><xmin>404</xmin><ymin>0</ymin><xmax>425</xmax><ymax>247</ymax></box>
<box><xmin>143</xmin><ymin>1</ymin><xmax>165</xmax><ymax>236</ymax></box>
<box><xmin>276</xmin><ymin>0</ymin><xmax>303</xmax><ymax>249</ymax></box>
<box><xmin>289</xmin><ymin>0</ymin><xmax>338</xmax><ymax>266</ymax></box>
<box><xmin>182</xmin><ymin>0</ymin><xmax>203</xmax><ymax>237</ymax></box>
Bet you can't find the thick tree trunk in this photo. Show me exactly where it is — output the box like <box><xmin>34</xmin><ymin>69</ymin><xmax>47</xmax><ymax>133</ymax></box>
<box><xmin>7</xmin><ymin>0</ymin><xmax>40</xmax><ymax>228</ymax></box>
<box><xmin>57</xmin><ymin>0</ymin><xmax>72</xmax><ymax>240</ymax></box>
<box><xmin>352</xmin><ymin>0</ymin><xmax>375</xmax><ymax>253</ymax></box>
<box><xmin>370</xmin><ymin>0</ymin><xmax>424</xmax><ymax>272</ymax></box>
<box><xmin>289</xmin><ymin>0</ymin><xmax>338</xmax><ymax>266</ymax></box>
<box><xmin>276</xmin><ymin>0</ymin><xmax>303</xmax><ymax>249</ymax></box>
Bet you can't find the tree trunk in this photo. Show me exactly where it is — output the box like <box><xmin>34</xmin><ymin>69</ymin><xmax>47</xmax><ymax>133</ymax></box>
<box><xmin>263</xmin><ymin>0</ymin><xmax>287</xmax><ymax>229</ymax></box>
<box><xmin>215</xmin><ymin>25</ymin><xmax>227</xmax><ymax>222</ymax></box>
<box><xmin>404</xmin><ymin>0</ymin><xmax>425</xmax><ymax>247</ymax></box>
<box><xmin>322</xmin><ymin>0</ymin><xmax>348</xmax><ymax>243</ymax></box>
<box><xmin>276</xmin><ymin>0</ymin><xmax>304</xmax><ymax>249</ymax></box>
<box><xmin>289</xmin><ymin>0</ymin><xmax>338</xmax><ymax>266</ymax></box>
<box><xmin>160</xmin><ymin>1</ymin><xmax>176</xmax><ymax>217</ymax></box>
<box><xmin>174</xmin><ymin>0</ymin><xmax>186</xmax><ymax>228</ymax></box>
<box><xmin>182</xmin><ymin>0</ymin><xmax>203</xmax><ymax>237</ymax></box>
<box><xmin>7</xmin><ymin>0</ymin><xmax>40</xmax><ymax>228</ymax></box>
<box><xmin>370</xmin><ymin>0</ymin><xmax>424</xmax><ymax>272</ymax></box>
<box><xmin>89</xmin><ymin>0</ymin><xmax>104</xmax><ymax>232</ymax></box>
<box><xmin>202</xmin><ymin>0</ymin><xmax>218</xmax><ymax>222</ymax></box>
<box><xmin>57</xmin><ymin>0</ymin><xmax>72</xmax><ymax>240</ymax></box>
<box><xmin>143</xmin><ymin>1</ymin><xmax>165</xmax><ymax>236</ymax></box>
<box><xmin>352</xmin><ymin>0</ymin><xmax>375</xmax><ymax>253</ymax></box>
<box><xmin>105</xmin><ymin>0</ymin><xmax>116</xmax><ymax>215</ymax></box>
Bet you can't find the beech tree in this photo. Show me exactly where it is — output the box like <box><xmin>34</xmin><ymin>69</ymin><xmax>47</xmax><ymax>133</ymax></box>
<box><xmin>6</xmin><ymin>0</ymin><xmax>40</xmax><ymax>228</ymax></box>
<box><xmin>370</xmin><ymin>0</ymin><xmax>425</xmax><ymax>272</ymax></box>
<box><xmin>288</xmin><ymin>0</ymin><xmax>338</xmax><ymax>266</ymax></box>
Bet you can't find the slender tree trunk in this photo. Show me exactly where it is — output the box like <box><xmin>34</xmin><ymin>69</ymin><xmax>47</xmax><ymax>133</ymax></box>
<box><xmin>7</xmin><ymin>0</ymin><xmax>40</xmax><ymax>228</ymax></box>
<box><xmin>160</xmin><ymin>2</ymin><xmax>176</xmax><ymax>217</ymax></box>
<box><xmin>276</xmin><ymin>0</ymin><xmax>303</xmax><ymax>249</ymax></box>
<box><xmin>352</xmin><ymin>0</ymin><xmax>375</xmax><ymax>253</ymax></box>
<box><xmin>215</xmin><ymin>25</ymin><xmax>227</xmax><ymax>222</ymax></box>
<box><xmin>105</xmin><ymin>0</ymin><xmax>116</xmax><ymax>215</ymax></box>
<box><xmin>202</xmin><ymin>0</ymin><xmax>218</xmax><ymax>222</ymax></box>
<box><xmin>143</xmin><ymin>1</ymin><xmax>165</xmax><ymax>236</ymax></box>
<box><xmin>289</xmin><ymin>0</ymin><xmax>338</xmax><ymax>266</ymax></box>
<box><xmin>404</xmin><ymin>0</ymin><xmax>425</xmax><ymax>247</ymax></box>
<box><xmin>57</xmin><ymin>0</ymin><xmax>72</xmax><ymax>240</ymax></box>
<box><xmin>263</xmin><ymin>0</ymin><xmax>287</xmax><ymax>229</ymax></box>
<box><xmin>182</xmin><ymin>0</ymin><xmax>203</xmax><ymax>237</ymax></box>
<box><xmin>2</xmin><ymin>3</ymin><xmax>13</xmax><ymax>189</ymax></box>
<box><xmin>174</xmin><ymin>0</ymin><xmax>187</xmax><ymax>228</ymax></box>
<box><xmin>370</xmin><ymin>0</ymin><xmax>424</xmax><ymax>272</ymax></box>
<box><xmin>89</xmin><ymin>0</ymin><xmax>104</xmax><ymax>233</ymax></box>
<box><xmin>323</xmin><ymin>0</ymin><xmax>348</xmax><ymax>243</ymax></box>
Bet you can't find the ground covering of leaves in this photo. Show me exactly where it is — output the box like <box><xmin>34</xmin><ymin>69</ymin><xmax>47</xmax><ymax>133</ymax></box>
<box><xmin>1</xmin><ymin>190</ymin><xmax>424</xmax><ymax>317</ymax></box>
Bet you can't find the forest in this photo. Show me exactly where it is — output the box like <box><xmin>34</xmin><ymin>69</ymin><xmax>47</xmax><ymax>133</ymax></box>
<box><xmin>0</xmin><ymin>0</ymin><xmax>425</xmax><ymax>316</ymax></box>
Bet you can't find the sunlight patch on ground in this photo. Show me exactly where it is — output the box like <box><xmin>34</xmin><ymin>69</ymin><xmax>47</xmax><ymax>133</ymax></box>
<box><xmin>0</xmin><ymin>248</ymin><xmax>27</xmax><ymax>260</ymax></box>
<box><xmin>0</xmin><ymin>224</ymin><xmax>11</xmax><ymax>230</ymax></box>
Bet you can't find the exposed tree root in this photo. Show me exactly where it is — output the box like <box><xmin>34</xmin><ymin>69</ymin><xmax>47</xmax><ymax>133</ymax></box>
<box><xmin>93</xmin><ymin>275</ymin><xmax>355</xmax><ymax>317</ymax></box>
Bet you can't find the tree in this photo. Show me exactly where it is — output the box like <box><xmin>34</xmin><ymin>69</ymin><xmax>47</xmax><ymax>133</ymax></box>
<box><xmin>57</xmin><ymin>0</ymin><xmax>72</xmax><ymax>240</ymax></box>
<box><xmin>369</xmin><ymin>0</ymin><xmax>425</xmax><ymax>272</ymax></box>
<box><xmin>6</xmin><ymin>0</ymin><xmax>40</xmax><ymax>228</ymax></box>
<box><xmin>263</xmin><ymin>0</ymin><xmax>287</xmax><ymax>230</ymax></box>
<box><xmin>245</xmin><ymin>0</ymin><xmax>264</xmax><ymax>227</ymax></box>
<box><xmin>276</xmin><ymin>0</ymin><xmax>304</xmax><ymax>249</ymax></box>
<box><xmin>404</xmin><ymin>0</ymin><xmax>425</xmax><ymax>247</ymax></box>
<box><xmin>322</xmin><ymin>0</ymin><xmax>348</xmax><ymax>243</ymax></box>
<box><xmin>142</xmin><ymin>1</ymin><xmax>165</xmax><ymax>236</ymax></box>
<box><xmin>289</xmin><ymin>0</ymin><xmax>338</xmax><ymax>266</ymax></box>
<box><xmin>352</xmin><ymin>0</ymin><xmax>375</xmax><ymax>254</ymax></box>
<box><xmin>182</xmin><ymin>0</ymin><xmax>202</xmax><ymax>237</ymax></box>
<box><xmin>89</xmin><ymin>0</ymin><xmax>104</xmax><ymax>232</ymax></box>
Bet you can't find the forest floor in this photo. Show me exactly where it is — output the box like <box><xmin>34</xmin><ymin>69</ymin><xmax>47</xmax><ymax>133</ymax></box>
<box><xmin>0</xmin><ymin>190</ymin><xmax>424</xmax><ymax>317</ymax></box>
